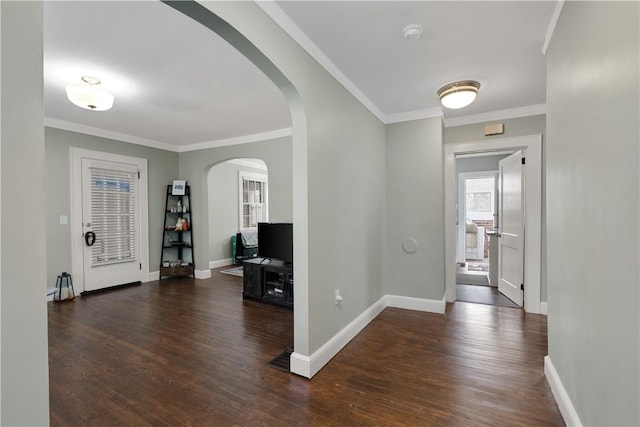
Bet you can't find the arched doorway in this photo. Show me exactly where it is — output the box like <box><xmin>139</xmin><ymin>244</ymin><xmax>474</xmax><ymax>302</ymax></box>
<box><xmin>164</xmin><ymin>1</ymin><xmax>309</xmax><ymax>369</ymax></box>
<box><xmin>207</xmin><ymin>158</ymin><xmax>269</xmax><ymax>268</ymax></box>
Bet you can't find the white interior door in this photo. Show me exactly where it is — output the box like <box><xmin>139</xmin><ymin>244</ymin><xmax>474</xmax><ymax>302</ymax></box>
<box><xmin>81</xmin><ymin>158</ymin><xmax>141</xmax><ymax>292</ymax></box>
<box><xmin>498</xmin><ymin>151</ymin><xmax>524</xmax><ymax>306</ymax></box>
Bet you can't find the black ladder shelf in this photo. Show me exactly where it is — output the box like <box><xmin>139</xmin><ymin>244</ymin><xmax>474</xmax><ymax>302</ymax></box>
<box><xmin>160</xmin><ymin>184</ymin><xmax>195</xmax><ymax>279</ymax></box>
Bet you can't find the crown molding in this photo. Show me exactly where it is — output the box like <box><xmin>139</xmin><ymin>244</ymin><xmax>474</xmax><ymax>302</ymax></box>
<box><xmin>44</xmin><ymin>117</ymin><xmax>179</xmax><ymax>152</ymax></box>
<box><xmin>255</xmin><ymin>1</ymin><xmax>386</xmax><ymax>123</ymax></box>
<box><xmin>542</xmin><ymin>0</ymin><xmax>565</xmax><ymax>55</ymax></box>
<box><xmin>384</xmin><ymin>107</ymin><xmax>443</xmax><ymax>124</ymax></box>
<box><xmin>227</xmin><ymin>158</ymin><xmax>268</xmax><ymax>170</ymax></box>
<box><xmin>45</xmin><ymin>117</ymin><xmax>293</xmax><ymax>153</ymax></box>
<box><xmin>177</xmin><ymin>128</ymin><xmax>293</xmax><ymax>152</ymax></box>
<box><xmin>443</xmin><ymin>104</ymin><xmax>546</xmax><ymax>128</ymax></box>
<box><xmin>255</xmin><ymin>3</ymin><xmax>547</xmax><ymax>129</ymax></box>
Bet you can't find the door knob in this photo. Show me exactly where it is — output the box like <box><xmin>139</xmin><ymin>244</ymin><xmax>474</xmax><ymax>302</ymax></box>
<box><xmin>85</xmin><ymin>231</ymin><xmax>96</xmax><ymax>246</ymax></box>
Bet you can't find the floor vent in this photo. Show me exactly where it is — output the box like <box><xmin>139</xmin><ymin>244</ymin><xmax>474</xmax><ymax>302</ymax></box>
<box><xmin>267</xmin><ymin>347</ymin><xmax>293</xmax><ymax>372</ymax></box>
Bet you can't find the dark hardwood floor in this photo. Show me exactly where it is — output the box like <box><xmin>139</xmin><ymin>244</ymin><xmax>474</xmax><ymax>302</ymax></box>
<box><xmin>456</xmin><ymin>284</ymin><xmax>520</xmax><ymax>308</ymax></box>
<box><xmin>49</xmin><ymin>268</ymin><xmax>563</xmax><ymax>426</ymax></box>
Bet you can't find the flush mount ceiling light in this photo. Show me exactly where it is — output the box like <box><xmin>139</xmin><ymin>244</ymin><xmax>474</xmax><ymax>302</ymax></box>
<box><xmin>437</xmin><ymin>80</ymin><xmax>481</xmax><ymax>109</ymax></box>
<box><xmin>65</xmin><ymin>76</ymin><xmax>114</xmax><ymax>111</ymax></box>
<box><xmin>402</xmin><ymin>24</ymin><xmax>423</xmax><ymax>42</ymax></box>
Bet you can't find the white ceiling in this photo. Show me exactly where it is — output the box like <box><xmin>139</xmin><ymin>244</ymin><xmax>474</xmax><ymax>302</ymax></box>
<box><xmin>43</xmin><ymin>1</ymin><xmax>558</xmax><ymax>151</ymax></box>
<box><xmin>43</xmin><ymin>1</ymin><xmax>291</xmax><ymax>151</ymax></box>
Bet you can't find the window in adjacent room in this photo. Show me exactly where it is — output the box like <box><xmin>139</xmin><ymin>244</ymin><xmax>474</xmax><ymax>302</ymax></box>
<box><xmin>465</xmin><ymin>177</ymin><xmax>495</xmax><ymax>221</ymax></box>
<box><xmin>466</xmin><ymin>191</ymin><xmax>492</xmax><ymax>213</ymax></box>
<box><xmin>239</xmin><ymin>171</ymin><xmax>268</xmax><ymax>230</ymax></box>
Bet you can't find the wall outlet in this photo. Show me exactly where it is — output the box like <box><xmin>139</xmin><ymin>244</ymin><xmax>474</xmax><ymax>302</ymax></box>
<box><xmin>335</xmin><ymin>289</ymin><xmax>343</xmax><ymax>305</ymax></box>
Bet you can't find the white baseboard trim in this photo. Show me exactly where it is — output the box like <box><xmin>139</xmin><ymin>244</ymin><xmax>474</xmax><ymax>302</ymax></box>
<box><xmin>385</xmin><ymin>294</ymin><xmax>447</xmax><ymax>314</ymax></box>
<box><xmin>544</xmin><ymin>355</ymin><xmax>582</xmax><ymax>426</ymax></box>
<box><xmin>290</xmin><ymin>352</ymin><xmax>312</xmax><ymax>378</ymax></box>
<box><xmin>540</xmin><ymin>302</ymin><xmax>548</xmax><ymax>315</ymax></box>
<box><xmin>290</xmin><ymin>296</ymin><xmax>387</xmax><ymax>379</ymax></box>
<box><xmin>195</xmin><ymin>269</ymin><xmax>211</xmax><ymax>280</ymax></box>
<box><xmin>290</xmin><ymin>294</ymin><xmax>446</xmax><ymax>379</ymax></box>
<box><xmin>210</xmin><ymin>258</ymin><xmax>233</xmax><ymax>269</ymax></box>
<box><xmin>148</xmin><ymin>271</ymin><xmax>160</xmax><ymax>281</ymax></box>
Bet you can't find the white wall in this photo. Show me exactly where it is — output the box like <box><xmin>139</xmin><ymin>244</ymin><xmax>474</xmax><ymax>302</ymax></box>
<box><xmin>1</xmin><ymin>2</ymin><xmax>50</xmax><ymax>424</ymax></box>
<box><xmin>546</xmin><ymin>2</ymin><xmax>639</xmax><ymax>425</ymax></box>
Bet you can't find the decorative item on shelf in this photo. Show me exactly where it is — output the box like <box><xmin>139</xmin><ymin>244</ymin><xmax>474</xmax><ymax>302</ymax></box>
<box><xmin>175</xmin><ymin>217</ymin><xmax>183</xmax><ymax>231</ymax></box>
<box><xmin>182</xmin><ymin>218</ymin><xmax>188</xmax><ymax>231</ymax></box>
<box><xmin>172</xmin><ymin>180</ymin><xmax>186</xmax><ymax>195</ymax></box>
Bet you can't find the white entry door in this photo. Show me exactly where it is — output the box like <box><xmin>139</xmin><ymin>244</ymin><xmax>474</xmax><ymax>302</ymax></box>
<box><xmin>81</xmin><ymin>158</ymin><xmax>141</xmax><ymax>292</ymax></box>
<box><xmin>498</xmin><ymin>151</ymin><xmax>524</xmax><ymax>306</ymax></box>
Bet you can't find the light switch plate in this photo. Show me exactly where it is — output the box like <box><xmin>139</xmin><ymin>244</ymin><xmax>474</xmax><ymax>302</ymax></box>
<box><xmin>59</xmin><ymin>215</ymin><xmax>68</xmax><ymax>225</ymax></box>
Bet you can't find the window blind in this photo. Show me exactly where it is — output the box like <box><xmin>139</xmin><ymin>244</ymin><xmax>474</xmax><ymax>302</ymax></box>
<box><xmin>89</xmin><ymin>167</ymin><xmax>137</xmax><ymax>266</ymax></box>
<box><xmin>242</xmin><ymin>179</ymin><xmax>266</xmax><ymax>229</ymax></box>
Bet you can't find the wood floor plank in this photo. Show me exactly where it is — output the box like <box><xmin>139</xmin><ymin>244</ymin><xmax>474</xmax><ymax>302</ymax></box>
<box><xmin>49</xmin><ymin>268</ymin><xmax>563</xmax><ymax>426</ymax></box>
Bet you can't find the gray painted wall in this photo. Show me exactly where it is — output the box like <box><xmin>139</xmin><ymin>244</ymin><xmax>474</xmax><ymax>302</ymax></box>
<box><xmin>444</xmin><ymin>115</ymin><xmax>545</xmax><ymax>145</ymax></box>
<box><xmin>207</xmin><ymin>160</ymin><xmax>270</xmax><ymax>263</ymax></box>
<box><xmin>456</xmin><ymin>154</ymin><xmax>508</xmax><ymax>174</ymax></box>
<box><xmin>385</xmin><ymin>118</ymin><xmax>445</xmax><ymax>299</ymax></box>
<box><xmin>546</xmin><ymin>2</ymin><xmax>639</xmax><ymax>425</ymax></box>
<box><xmin>445</xmin><ymin>114</ymin><xmax>548</xmax><ymax>301</ymax></box>
<box><xmin>180</xmin><ymin>0</ymin><xmax>386</xmax><ymax>356</ymax></box>
<box><xmin>179</xmin><ymin>137</ymin><xmax>293</xmax><ymax>263</ymax></box>
<box><xmin>45</xmin><ymin>127</ymin><xmax>178</xmax><ymax>285</ymax></box>
<box><xmin>1</xmin><ymin>2</ymin><xmax>50</xmax><ymax>424</ymax></box>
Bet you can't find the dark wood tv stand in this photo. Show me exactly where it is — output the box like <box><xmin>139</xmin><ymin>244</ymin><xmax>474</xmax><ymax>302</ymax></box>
<box><xmin>242</xmin><ymin>258</ymin><xmax>293</xmax><ymax>308</ymax></box>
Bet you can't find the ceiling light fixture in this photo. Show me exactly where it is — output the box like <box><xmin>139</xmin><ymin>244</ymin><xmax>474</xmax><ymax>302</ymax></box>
<box><xmin>437</xmin><ymin>80</ymin><xmax>480</xmax><ymax>109</ymax></box>
<box><xmin>66</xmin><ymin>76</ymin><xmax>114</xmax><ymax>111</ymax></box>
<box><xmin>402</xmin><ymin>24</ymin><xmax>423</xmax><ymax>42</ymax></box>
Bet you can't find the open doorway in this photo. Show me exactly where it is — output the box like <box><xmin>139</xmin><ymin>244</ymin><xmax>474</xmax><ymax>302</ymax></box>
<box><xmin>208</xmin><ymin>158</ymin><xmax>269</xmax><ymax>270</ymax></box>
<box><xmin>444</xmin><ymin>135</ymin><xmax>543</xmax><ymax>314</ymax></box>
<box><xmin>457</xmin><ymin>172</ymin><xmax>498</xmax><ymax>270</ymax></box>
<box><xmin>455</xmin><ymin>155</ymin><xmax>518</xmax><ymax>308</ymax></box>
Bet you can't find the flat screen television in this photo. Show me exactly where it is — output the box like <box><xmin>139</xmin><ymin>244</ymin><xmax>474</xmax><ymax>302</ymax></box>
<box><xmin>258</xmin><ymin>222</ymin><xmax>293</xmax><ymax>264</ymax></box>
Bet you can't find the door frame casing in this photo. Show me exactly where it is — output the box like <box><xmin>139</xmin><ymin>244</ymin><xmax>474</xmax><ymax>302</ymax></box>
<box><xmin>70</xmin><ymin>148</ymin><xmax>150</xmax><ymax>292</ymax></box>
<box><xmin>444</xmin><ymin>135</ymin><xmax>542</xmax><ymax>314</ymax></box>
